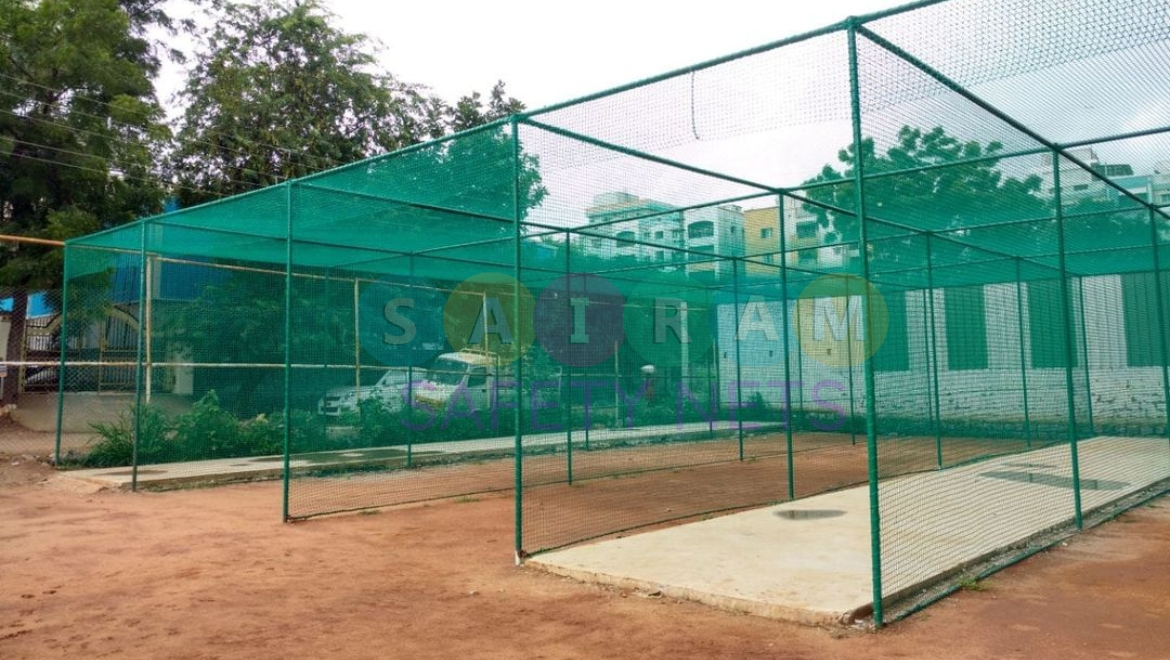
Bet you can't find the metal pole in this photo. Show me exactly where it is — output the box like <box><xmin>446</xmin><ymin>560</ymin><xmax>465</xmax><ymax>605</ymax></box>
<box><xmin>353</xmin><ymin>279</ymin><xmax>361</xmax><ymax>400</ymax></box>
<box><xmin>282</xmin><ymin>182</ymin><xmax>294</xmax><ymax>522</ymax></box>
<box><xmin>1014</xmin><ymin>260</ymin><xmax>1033</xmax><ymax>448</ymax></box>
<box><xmin>510</xmin><ymin>117</ymin><xmax>525</xmax><ymax>562</ymax></box>
<box><xmin>845</xmin><ymin>275</ymin><xmax>858</xmax><ymax>445</ymax></box>
<box><xmin>919</xmin><ymin>289</ymin><xmax>935</xmax><ymax>442</ymax></box>
<box><xmin>779</xmin><ymin>197</ymin><xmax>796</xmax><ymax>500</ymax></box>
<box><xmin>794</xmin><ymin>291</ymin><xmax>805</xmax><ymax>421</ymax></box>
<box><xmin>132</xmin><ymin>222</ymin><xmax>147</xmax><ymax>491</ymax></box>
<box><xmin>925</xmin><ymin>235</ymin><xmax>943</xmax><ymax>468</ymax></box>
<box><xmin>711</xmin><ymin>328</ymin><xmax>719</xmax><ymax>437</ymax></box>
<box><xmin>848</xmin><ymin>24</ymin><xmax>884</xmax><ymax>627</ymax></box>
<box><xmin>407</xmin><ymin>255</ymin><xmax>415</xmax><ymax>468</ymax></box>
<box><xmin>1052</xmin><ymin>151</ymin><xmax>1083</xmax><ymax>530</ymax></box>
<box><xmin>1077</xmin><ymin>277</ymin><xmax>1095</xmax><ymax>436</ymax></box>
<box><xmin>1148</xmin><ymin>209</ymin><xmax>1170</xmax><ymax>445</ymax></box>
<box><xmin>564</xmin><ymin>232</ymin><xmax>573</xmax><ymax>484</ymax></box>
<box><xmin>143</xmin><ymin>256</ymin><xmax>153</xmax><ymax>405</ymax></box>
<box><xmin>732</xmin><ymin>261</ymin><xmax>744</xmax><ymax>461</ymax></box>
<box><xmin>54</xmin><ymin>246</ymin><xmax>69</xmax><ymax>464</ymax></box>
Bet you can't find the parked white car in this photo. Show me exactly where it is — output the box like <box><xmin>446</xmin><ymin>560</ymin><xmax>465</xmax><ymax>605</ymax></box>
<box><xmin>317</xmin><ymin>369</ymin><xmax>412</xmax><ymax>417</ymax></box>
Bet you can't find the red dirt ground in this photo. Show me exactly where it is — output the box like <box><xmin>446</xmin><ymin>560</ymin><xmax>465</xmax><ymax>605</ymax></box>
<box><xmin>2</xmin><ymin>454</ymin><xmax>1169</xmax><ymax>660</ymax></box>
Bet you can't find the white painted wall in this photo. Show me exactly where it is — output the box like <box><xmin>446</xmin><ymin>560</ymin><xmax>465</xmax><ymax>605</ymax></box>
<box><xmin>718</xmin><ymin>275</ymin><xmax>1168</xmax><ymax>427</ymax></box>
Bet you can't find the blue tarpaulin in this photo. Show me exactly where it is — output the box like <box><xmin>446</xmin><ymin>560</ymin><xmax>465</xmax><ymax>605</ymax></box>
<box><xmin>0</xmin><ymin>292</ymin><xmax>52</xmax><ymax>316</ymax></box>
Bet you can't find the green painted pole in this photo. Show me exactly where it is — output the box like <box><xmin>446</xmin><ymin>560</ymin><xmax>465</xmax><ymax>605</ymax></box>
<box><xmin>1052</xmin><ymin>152</ymin><xmax>1084</xmax><ymax>531</ymax></box>
<box><xmin>848</xmin><ymin>23</ymin><xmax>884</xmax><ymax>628</ymax></box>
<box><xmin>778</xmin><ymin>197</ymin><xmax>796</xmax><ymax>500</ymax></box>
<box><xmin>282</xmin><ymin>182</ymin><xmax>294</xmax><ymax>522</ymax></box>
<box><xmin>131</xmin><ymin>221</ymin><xmax>147</xmax><ymax>492</ymax></box>
<box><xmin>54</xmin><ymin>246</ymin><xmax>69</xmax><ymax>465</ymax></box>
<box><xmin>407</xmin><ymin>256</ymin><xmax>416</xmax><ymax>468</ymax></box>
<box><xmin>733</xmin><ymin>261</ymin><xmax>744</xmax><ymax>461</ymax></box>
<box><xmin>795</xmin><ymin>293</ymin><xmax>805</xmax><ymax>421</ymax></box>
<box><xmin>919</xmin><ymin>289</ymin><xmax>935</xmax><ymax>440</ymax></box>
<box><xmin>1148</xmin><ymin>209</ymin><xmax>1170</xmax><ymax>445</ymax></box>
<box><xmin>846</xmin><ymin>275</ymin><xmax>858</xmax><ymax>445</ymax></box>
<box><xmin>1014</xmin><ymin>260</ymin><xmax>1033</xmax><ymax>448</ymax></box>
<box><xmin>564</xmin><ymin>232</ymin><xmax>573</xmax><ymax>484</ymax></box>
<box><xmin>1077</xmin><ymin>277</ymin><xmax>1095</xmax><ymax>436</ymax></box>
<box><xmin>925</xmin><ymin>235</ymin><xmax>943</xmax><ymax>468</ymax></box>
<box><xmin>511</xmin><ymin>117</ymin><xmax>525</xmax><ymax>562</ymax></box>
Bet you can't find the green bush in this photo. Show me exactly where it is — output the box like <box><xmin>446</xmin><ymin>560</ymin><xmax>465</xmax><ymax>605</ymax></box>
<box><xmin>84</xmin><ymin>404</ymin><xmax>172</xmax><ymax>467</ymax></box>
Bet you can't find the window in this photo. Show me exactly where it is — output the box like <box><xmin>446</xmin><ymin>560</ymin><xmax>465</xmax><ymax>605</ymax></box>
<box><xmin>615</xmin><ymin>230</ymin><xmax>635</xmax><ymax>243</ymax></box>
<box><xmin>671</xmin><ymin>229</ymin><xmax>682</xmax><ymax>240</ymax></box>
<box><xmin>1027</xmin><ymin>279</ymin><xmax>1078</xmax><ymax>368</ymax></box>
<box><xmin>944</xmin><ymin>286</ymin><xmax>989</xmax><ymax>370</ymax></box>
<box><xmin>763</xmin><ymin>254</ymin><xmax>774</xmax><ymax>264</ymax></box>
<box><xmin>796</xmin><ymin>222</ymin><xmax>817</xmax><ymax>239</ymax></box>
<box><xmin>873</xmin><ymin>291</ymin><xmax>909</xmax><ymax>372</ymax></box>
<box><xmin>1121</xmin><ymin>272</ymin><xmax>1170</xmax><ymax>367</ymax></box>
<box><xmin>655</xmin><ymin>250</ymin><xmax>664</xmax><ymax>262</ymax></box>
<box><xmin>688</xmin><ymin>221</ymin><xmax>714</xmax><ymax>239</ymax></box>
<box><xmin>760</xmin><ymin>227</ymin><xmax>774</xmax><ymax>239</ymax></box>
<box><xmin>654</xmin><ymin>230</ymin><xmax>664</xmax><ymax>240</ymax></box>
<box><xmin>1073</xmin><ymin>184</ymin><xmax>1090</xmax><ymax>191</ymax></box>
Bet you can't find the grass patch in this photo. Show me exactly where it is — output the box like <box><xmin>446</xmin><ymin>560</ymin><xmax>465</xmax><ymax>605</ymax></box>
<box><xmin>958</xmin><ymin>576</ymin><xmax>989</xmax><ymax>592</ymax></box>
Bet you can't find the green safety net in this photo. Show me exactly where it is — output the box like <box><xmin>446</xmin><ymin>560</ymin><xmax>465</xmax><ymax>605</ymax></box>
<box><xmin>60</xmin><ymin>0</ymin><xmax>1170</xmax><ymax>625</ymax></box>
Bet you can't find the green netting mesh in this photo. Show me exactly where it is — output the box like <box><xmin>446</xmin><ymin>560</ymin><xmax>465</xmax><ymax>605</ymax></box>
<box><xmin>57</xmin><ymin>0</ymin><xmax>1170</xmax><ymax>626</ymax></box>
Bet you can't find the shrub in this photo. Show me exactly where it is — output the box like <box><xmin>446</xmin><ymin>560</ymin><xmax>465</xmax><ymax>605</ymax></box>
<box><xmin>84</xmin><ymin>404</ymin><xmax>172</xmax><ymax>467</ymax></box>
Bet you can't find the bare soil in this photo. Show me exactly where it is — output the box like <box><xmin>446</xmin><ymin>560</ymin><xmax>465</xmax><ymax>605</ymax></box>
<box><xmin>2</xmin><ymin>455</ymin><xmax>1169</xmax><ymax>660</ymax></box>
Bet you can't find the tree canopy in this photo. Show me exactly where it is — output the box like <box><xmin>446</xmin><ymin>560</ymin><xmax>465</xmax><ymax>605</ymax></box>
<box><xmin>802</xmin><ymin>126</ymin><xmax>1048</xmax><ymax>248</ymax></box>
<box><xmin>0</xmin><ymin>0</ymin><xmax>171</xmax><ymax>402</ymax></box>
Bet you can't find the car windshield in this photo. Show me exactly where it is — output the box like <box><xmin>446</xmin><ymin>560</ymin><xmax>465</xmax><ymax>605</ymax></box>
<box><xmin>376</xmin><ymin>371</ymin><xmax>408</xmax><ymax>388</ymax></box>
<box><xmin>427</xmin><ymin>360</ymin><xmax>467</xmax><ymax>386</ymax></box>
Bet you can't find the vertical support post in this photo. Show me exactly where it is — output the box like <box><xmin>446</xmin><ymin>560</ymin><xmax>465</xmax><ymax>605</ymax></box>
<box><xmin>732</xmin><ymin>261</ymin><xmax>744</xmax><ymax>461</ymax></box>
<box><xmin>510</xmin><ymin>117</ymin><xmax>525</xmax><ymax>562</ymax></box>
<box><xmin>845</xmin><ymin>274</ymin><xmax>858</xmax><ymax>445</ymax></box>
<box><xmin>54</xmin><ymin>245</ymin><xmax>70</xmax><ymax>464</ymax></box>
<box><xmin>778</xmin><ymin>197</ymin><xmax>796</xmax><ymax>500</ymax></box>
<box><xmin>925</xmin><ymin>235</ymin><xmax>943</xmax><ymax>468</ymax></box>
<box><xmin>1148</xmin><ymin>208</ymin><xmax>1170</xmax><ymax>444</ymax></box>
<box><xmin>564</xmin><ymin>232</ymin><xmax>573</xmax><ymax>484</ymax></box>
<box><xmin>919</xmin><ymin>289</ymin><xmax>935</xmax><ymax>438</ymax></box>
<box><xmin>143</xmin><ymin>255</ymin><xmax>154</xmax><ymax>406</ymax></box>
<box><xmin>1076</xmin><ymin>277</ymin><xmax>1095</xmax><ymax>436</ymax></box>
<box><xmin>282</xmin><ymin>182</ymin><xmax>294</xmax><ymax>522</ymax></box>
<box><xmin>794</xmin><ymin>291</ymin><xmax>805</xmax><ymax>420</ymax></box>
<box><xmin>353</xmin><ymin>278</ymin><xmax>361</xmax><ymax>398</ymax></box>
<box><xmin>406</xmin><ymin>256</ymin><xmax>416</xmax><ymax>468</ymax></box>
<box><xmin>711</xmin><ymin>330</ymin><xmax>720</xmax><ymax>438</ymax></box>
<box><xmin>132</xmin><ymin>221</ymin><xmax>147</xmax><ymax>492</ymax></box>
<box><xmin>1052</xmin><ymin>151</ymin><xmax>1084</xmax><ymax>530</ymax></box>
<box><xmin>848</xmin><ymin>24</ymin><xmax>884</xmax><ymax>627</ymax></box>
<box><xmin>1014</xmin><ymin>259</ymin><xmax>1033</xmax><ymax>448</ymax></box>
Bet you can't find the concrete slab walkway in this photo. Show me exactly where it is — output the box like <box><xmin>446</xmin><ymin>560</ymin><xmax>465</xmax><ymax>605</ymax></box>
<box><xmin>528</xmin><ymin>436</ymin><xmax>1170</xmax><ymax>625</ymax></box>
<box><xmin>64</xmin><ymin>420</ymin><xmax>779</xmax><ymax>489</ymax></box>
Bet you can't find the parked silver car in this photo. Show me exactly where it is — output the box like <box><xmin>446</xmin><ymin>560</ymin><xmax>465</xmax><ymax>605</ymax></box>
<box><xmin>317</xmin><ymin>369</ymin><xmax>412</xmax><ymax>417</ymax></box>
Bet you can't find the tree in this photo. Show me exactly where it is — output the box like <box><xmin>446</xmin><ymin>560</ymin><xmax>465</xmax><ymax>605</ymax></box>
<box><xmin>0</xmin><ymin>0</ymin><xmax>169</xmax><ymax>403</ymax></box>
<box><xmin>449</xmin><ymin>80</ymin><xmax>525</xmax><ymax>133</ymax></box>
<box><xmin>802</xmin><ymin>126</ymin><xmax>1049</xmax><ymax>266</ymax></box>
<box><xmin>170</xmin><ymin>0</ymin><xmax>450</xmax><ymax>205</ymax></box>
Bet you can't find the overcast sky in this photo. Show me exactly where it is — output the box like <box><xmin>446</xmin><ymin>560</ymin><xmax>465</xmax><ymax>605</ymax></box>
<box><xmin>153</xmin><ymin>0</ymin><xmax>1170</xmax><ymax>220</ymax></box>
<box><xmin>159</xmin><ymin>0</ymin><xmax>909</xmax><ymax>115</ymax></box>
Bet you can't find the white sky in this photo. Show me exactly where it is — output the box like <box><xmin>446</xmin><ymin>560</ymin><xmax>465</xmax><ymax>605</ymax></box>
<box><xmin>159</xmin><ymin>0</ymin><xmax>909</xmax><ymax>115</ymax></box>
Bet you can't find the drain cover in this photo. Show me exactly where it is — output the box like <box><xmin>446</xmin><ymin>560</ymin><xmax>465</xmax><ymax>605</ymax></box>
<box><xmin>774</xmin><ymin>509</ymin><xmax>846</xmax><ymax>520</ymax></box>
